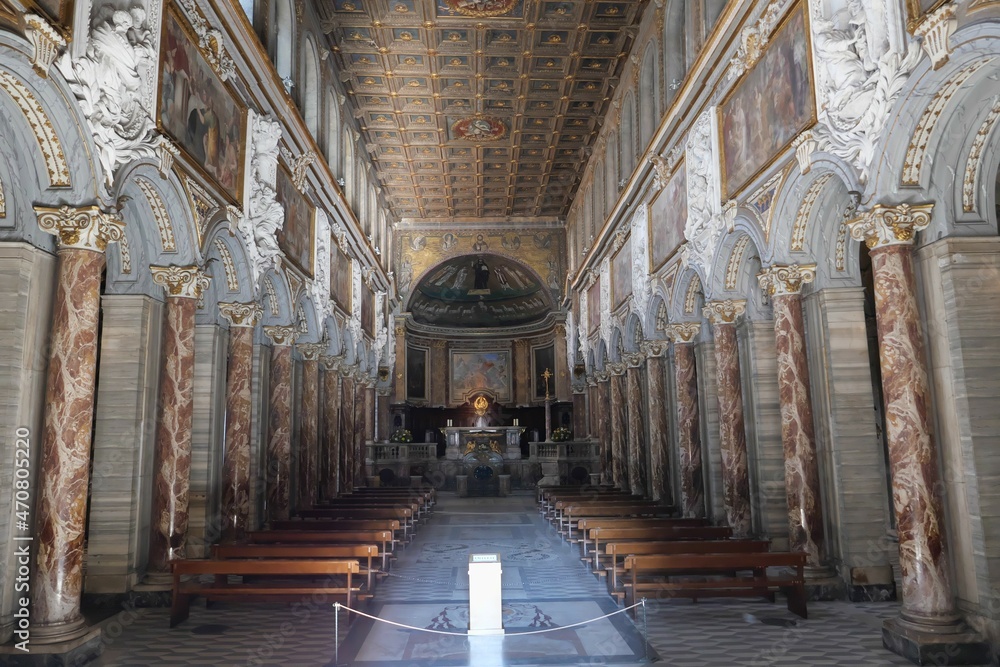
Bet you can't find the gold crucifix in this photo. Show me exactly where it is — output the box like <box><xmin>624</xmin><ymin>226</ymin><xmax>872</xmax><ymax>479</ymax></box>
<box><xmin>542</xmin><ymin>367</ymin><xmax>552</xmax><ymax>400</ymax></box>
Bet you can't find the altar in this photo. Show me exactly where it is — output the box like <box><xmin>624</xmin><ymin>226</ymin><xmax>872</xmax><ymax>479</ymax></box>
<box><xmin>441</xmin><ymin>426</ymin><xmax>525</xmax><ymax>461</ymax></box>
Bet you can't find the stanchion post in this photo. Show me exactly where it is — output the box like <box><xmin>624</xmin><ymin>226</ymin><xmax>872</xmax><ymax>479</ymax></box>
<box><xmin>334</xmin><ymin>602</ymin><xmax>340</xmax><ymax>666</ymax></box>
<box><xmin>641</xmin><ymin>598</ymin><xmax>648</xmax><ymax>663</ymax></box>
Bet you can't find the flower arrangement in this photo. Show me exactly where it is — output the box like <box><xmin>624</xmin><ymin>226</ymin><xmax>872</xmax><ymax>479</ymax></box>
<box><xmin>390</xmin><ymin>428</ymin><xmax>413</xmax><ymax>443</ymax></box>
<box><xmin>551</xmin><ymin>427</ymin><xmax>573</xmax><ymax>442</ymax></box>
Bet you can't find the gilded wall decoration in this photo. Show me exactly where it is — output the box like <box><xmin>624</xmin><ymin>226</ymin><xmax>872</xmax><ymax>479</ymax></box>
<box><xmin>724</xmin><ymin>235</ymin><xmax>752</xmax><ymax>290</ymax></box>
<box><xmin>0</xmin><ymin>173</ymin><xmax>5</xmax><ymax>217</ymax></box>
<box><xmin>745</xmin><ymin>169</ymin><xmax>786</xmax><ymax>241</ymax></box>
<box><xmin>136</xmin><ymin>176</ymin><xmax>177</xmax><ymax>252</ymax></box>
<box><xmin>213</xmin><ymin>238</ymin><xmax>240</xmax><ymax>292</ymax></box>
<box><xmin>964</xmin><ymin>101</ymin><xmax>1000</xmax><ymax>214</ymax></box>
<box><xmin>439</xmin><ymin>0</ymin><xmax>521</xmax><ymax>19</ymax></box>
<box><xmin>0</xmin><ymin>70</ymin><xmax>71</xmax><ymax>187</ymax></box>
<box><xmin>450</xmin><ymin>116</ymin><xmax>508</xmax><ymax>142</ymax></box>
<box><xmin>790</xmin><ymin>173</ymin><xmax>833</xmax><ymax>251</ymax></box>
<box><xmin>180</xmin><ymin>175</ymin><xmax>218</xmax><ymax>244</ymax></box>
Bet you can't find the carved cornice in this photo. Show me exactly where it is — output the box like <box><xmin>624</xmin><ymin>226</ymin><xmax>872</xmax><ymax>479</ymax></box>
<box><xmin>667</xmin><ymin>321</ymin><xmax>701</xmax><ymax>343</ymax></box>
<box><xmin>151</xmin><ymin>265</ymin><xmax>210</xmax><ymax>300</ymax></box>
<box><xmin>297</xmin><ymin>342</ymin><xmax>327</xmax><ymax>361</ymax></box>
<box><xmin>219</xmin><ymin>301</ymin><xmax>263</xmax><ymax>327</ymax></box>
<box><xmin>757</xmin><ymin>264</ymin><xmax>817</xmax><ymax>297</ymax></box>
<box><xmin>36</xmin><ymin>205</ymin><xmax>125</xmax><ymax>252</ymax></box>
<box><xmin>846</xmin><ymin>203</ymin><xmax>934</xmax><ymax>249</ymax></box>
<box><xmin>703</xmin><ymin>299</ymin><xmax>747</xmax><ymax>325</ymax></box>
<box><xmin>727</xmin><ymin>0</ymin><xmax>785</xmax><ymax>80</ymax></box>
<box><xmin>263</xmin><ymin>325</ymin><xmax>297</xmax><ymax>346</ymax></box>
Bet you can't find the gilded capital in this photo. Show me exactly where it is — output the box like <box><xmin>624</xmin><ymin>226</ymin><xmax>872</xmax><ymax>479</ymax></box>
<box><xmin>151</xmin><ymin>264</ymin><xmax>210</xmax><ymax>300</ymax></box>
<box><xmin>757</xmin><ymin>264</ymin><xmax>817</xmax><ymax>297</ymax></box>
<box><xmin>624</xmin><ymin>352</ymin><xmax>644</xmax><ymax>369</ymax></box>
<box><xmin>594</xmin><ymin>370</ymin><xmax>610</xmax><ymax>383</ymax></box>
<box><xmin>219</xmin><ymin>301</ymin><xmax>263</xmax><ymax>327</ymax></box>
<box><xmin>36</xmin><ymin>205</ymin><xmax>125</xmax><ymax>252</ymax></box>
<box><xmin>320</xmin><ymin>354</ymin><xmax>343</xmax><ymax>372</ymax></box>
<box><xmin>263</xmin><ymin>324</ymin><xmax>297</xmax><ymax>346</ymax></box>
<box><xmin>703</xmin><ymin>299</ymin><xmax>746</xmax><ymax>325</ymax></box>
<box><xmin>847</xmin><ymin>203</ymin><xmax>933</xmax><ymax>249</ymax></box>
<box><xmin>608</xmin><ymin>362</ymin><xmax>627</xmax><ymax>376</ymax></box>
<box><xmin>667</xmin><ymin>321</ymin><xmax>701</xmax><ymax>343</ymax></box>
<box><xmin>642</xmin><ymin>340</ymin><xmax>668</xmax><ymax>358</ymax></box>
<box><xmin>297</xmin><ymin>342</ymin><xmax>327</xmax><ymax>361</ymax></box>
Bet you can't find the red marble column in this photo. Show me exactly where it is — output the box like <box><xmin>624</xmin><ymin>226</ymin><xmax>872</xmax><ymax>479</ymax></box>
<box><xmin>340</xmin><ymin>372</ymin><xmax>356</xmax><ymax>492</ymax></box>
<box><xmin>848</xmin><ymin>204</ymin><xmax>971</xmax><ymax>644</ymax></box>
<box><xmin>704</xmin><ymin>300</ymin><xmax>752</xmax><ymax>538</ymax></box>
<box><xmin>625</xmin><ymin>355</ymin><xmax>648</xmax><ymax>497</ymax></box>
<box><xmin>322</xmin><ymin>356</ymin><xmax>343</xmax><ymax>498</ymax></box>
<box><xmin>359</xmin><ymin>379</ymin><xmax>374</xmax><ymax>485</ymax></box>
<box><xmin>596</xmin><ymin>373</ymin><xmax>612</xmax><ymax>484</ymax></box>
<box><xmin>587</xmin><ymin>380</ymin><xmax>599</xmax><ymax>439</ymax></box>
<box><xmin>668</xmin><ymin>323</ymin><xmax>705</xmax><ymax>518</ymax></box>
<box><xmin>609</xmin><ymin>364</ymin><xmax>629</xmax><ymax>492</ymax></box>
<box><xmin>572</xmin><ymin>390</ymin><xmax>587</xmax><ymax>441</ymax></box>
<box><xmin>263</xmin><ymin>325</ymin><xmax>296</xmax><ymax>521</ymax></box>
<box><xmin>296</xmin><ymin>343</ymin><xmax>325</xmax><ymax>512</ymax></box>
<box><xmin>31</xmin><ymin>206</ymin><xmax>124</xmax><ymax>641</ymax></box>
<box><xmin>218</xmin><ymin>302</ymin><xmax>262</xmax><ymax>542</ymax></box>
<box><xmin>643</xmin><ymin>342</ymin><xmax>671</xmax><ymax>503</ymax></box>
<box><xmin>759</xmin><ymin>265</ymin><xmax>826</xmax><ymax>570</ymax></box>
<box><xmin>148</xmin><ymin>265</ymin><xmax>208</xmax><ymax>574</ymax></box>
<box><xmin>377</xmin><ymin>387</ymin><xmax>392</xmax><ymax>443</ymax></box>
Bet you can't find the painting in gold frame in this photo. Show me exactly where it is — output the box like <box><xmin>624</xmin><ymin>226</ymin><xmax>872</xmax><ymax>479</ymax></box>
<box><xmin>611</xmin><ymin>235</ymin><xmax>632</xmax><ymax>310</ymax></box>
<box><xmin>275</xmin><ymin>165</ymin><xmax>315</xmax><ymax>278</ymax></box>
<box><xmin>587</xmin><ymin>278</ymin><xmax>600</xmax><ymax>334</ymax></box>
<box><xmin>649</xmin><ymin>158</ymin><xmax>687</xmax><ymax>274</ymax></box>
<box><xmin>718</xmin><ymin>0</ymin><xmax>815</xmax><ymax>201</ymax></box>
<box><xmin>330</xmin><ymin>243</ymin><xmax>352</xmax><ymax>313</ymax></box>
<box><xmin>158</xmin><ymin>4</ymin><xmax>246</xmax><ymax>203</ymax></box>
<box><xmin>361</xmin><ymin>284</ymin><xmax>374</xmax><ymax>337</ymax></box>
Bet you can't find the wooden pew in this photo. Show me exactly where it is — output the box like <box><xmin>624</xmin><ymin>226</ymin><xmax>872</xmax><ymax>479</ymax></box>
<box><xmin>621</xmin><ymin>552</ymin><xmax>807</xmax><ymax>618</ymax></box>
<box><xmin>603</xmin><ymin>540</ymin><xmax>770</xmax><ymax>596</ymax></box>
<box><xmin>211</xmin><ymin>543</ymin><xmax>381</xmax><ymax>592</ymax></box>
<box><xmin>539</xmin><ymin>489</ymin><xmax>631</xmax><ymax>517</ymax></box>
<box><xmin>331</xmin><ymin>491</ymin><xmax>435</xmax><ymax>517</ymax></box>
<box><xmin>170</xmin><ymin>559</ymin><xmax>361</xmax><ymax>628</ymax></box>
<box><xmin>559</xmin><ymin>504</ymin><xmax>676</xmax><ymax>539</ymax></box>
<box><xmin>271</xmin><ymin>519</ymin><xmax>403</xmax><ymax>551</ymax></box>
<box><xmin>346</xmin><ymin>488</ymin><xmax>436</xmax><ymax>513</ymax></box>
<box><xmin>296</xmin><ymin>507</ymin><xmax>415</xmax><ymax>540</ymax></box>
<box><xmin>587</xmin><ymin>526</ymin><xmax>734</xmax><ymax>571</ymax></box>
<box><xmin>574</xmin><ymin>517</ymin><xmax>711</xmax><ymax>557</ymax></box>
<box><xmin>248</xmin><ymin>530</ymin><xmax>394</xmax><ymax>571</ymax></box>
<box><xmin>551</xmin><ymin>497</ymin><xmax>654</xmax><ymax>525</ymax></box>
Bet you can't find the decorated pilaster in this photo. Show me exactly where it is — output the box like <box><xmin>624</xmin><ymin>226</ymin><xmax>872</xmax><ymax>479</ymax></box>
<box><xmin>586</xmin><ymin>378</ymin><xmax>598</xmax><ymax>439</ymax></box>
<box><xmin>758</xmin><ymin>265</ymin><xmax>826</xmax><ymax>571</ymax></box>
<box><xmin>608</xmin><ymin>363</ymin><xmax>629</xmax><ymax>492</ymax></box>
<box><xmin>356</xmin><ymin>374</ymin><xmax>371</xmax><ymax>485</ymax></box>
<box><xmin>704</xmin><ymin>300</ymin><xmax>752</xmax><ymax>537</ymax></box>
<box><xmin>848</xmin><ymin>203</ymin><xmax>988</xmax><ymax>662</ymax></box>
<box><xmin>31</xmin><ymin>206</ymin><xmax>124</xmax><ymax>641</ymax></box>
<box><xmin>321</xmin><ymin>356</ymin><xmax>343</xmax><ymax>498</ymax></box>
<box><xmin>263</xmin><ymin>325</ymin><xmax>296</xmax><ymax>521</ymax></box>
<box><xmin>624</xmin><ymin>354</ymin><xmax>648</xmax><ymax>497</ymax></box>
<box><xmin>595</xmin><ymin>371</ymin><xmax>612</xmax><ymax>484</ymax></box>
<box><xmin>572</xmin><ymin>388</ymin><xmax>587</xmax><ymax>442</ymax></box>
<box><xmin>296</xmin><ymin>343</ymin><xmax>325</xmax><ymax>511</ymax></box>
<box><xmin>668</xmin><ymin>322</ymin><xmax>705</xmax><ymax>518</ymax></box>
<box><xmin>218</xmin><ymin>302</ymin><xmax>262</xmax><ymax>542</ymax></box>
<box><xmin>377</xmin><ymin>387</ymin><xmax>392</xmax><ymax>443</ymax></box>
<box><xmin>340</xmin><ymin>369</ymin><xmax>356</xmax><ymax>491</ymax></box>
<box><xmin>147</xmin><ymin>265</ymin><xmax>209</xmax><ymax>575</ymax></box>
<box><xmin>643</xmin><ymin>342</ymin><xmax>670</xmax><ymax>503</ymax></box>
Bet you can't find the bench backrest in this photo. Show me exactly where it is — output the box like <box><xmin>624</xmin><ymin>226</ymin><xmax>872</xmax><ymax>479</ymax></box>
<box><xmin>622</xmin><ymin>551</ymin><xmax>806</xmax><ymax>572</ymax></box>
<box><xmin>298</xmin><ymin>508</ymin><xmax>412</xmax><ymax>519</ymax></box>
<box><xmin>172</xmin><ymin>559</ymin><xmax>360</xmax><ymax>575</ymax></box>
<box><xmin>565</xmin><ymin>505</ymin><xmax>674</xmax><ymax>518</ymax></box>
<box><xmin>555</xmin><ymin>499</ymin><xmax>658</xmax><ymax>510</ymax></box>
<box><xmin>271</xmin><ymin>519</ymin><xmax>401</xmax><ymax>532</ymax></box>
<box><xmin>605</xmin><ymin>540</ymin><xmax>770</xmax><ymax>556</ymax></box>
<box><xmin>212</xmin><ymin>544</ymin><xmax>378</xmax><ymax>559</ymax></box>
<box><xmin>249</xmin><ymin>530</ymin><xmax>392</xmax><ymax>543</ymax></box>
<box><xmin>577</xmin><ymin>518</ymin><xmax>708</xmax><ymax>532</ymax></box>
<box><xmin>590</xmin><ymin>526</ymin><xmax>733</xmax><ymax>540</ymax></box>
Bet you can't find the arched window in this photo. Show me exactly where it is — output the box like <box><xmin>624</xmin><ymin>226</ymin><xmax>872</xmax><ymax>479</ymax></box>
<box><xmin>342</xmin><ymin>133</ymin><xmax>355</xmax><ymax>199</ymax></box>
<box><xmin>273</xmin><ymin>0</ymin><xmax>294</xmax><ymax>83</ymax></box>
<box><xmin>325</xmin><ymin>90</ymin><xmax>341</xmax><ymax>173</ymax></box>
<box><xmin>605</xmin><ymin>137</ymin><xmax>618</xmax><ymax>210</ymax></box>
<box><xmin>621</xmin><ymin>94</ymin><xmax>636</xmax><ymax>179</ymax></box>
<box><xmin>639</xmin><ymin>48</ymin><xmax>658</xmax><ymax>151</ymax></box>
<box><xmin>594</xmin><ymin>158</ymin><xmax>606</xmax><ymax>223</ymax></box>
<box><xmin>301</xmin><ymin>38</ymin><xmax>320</xmax><ymax>138</ymax></box>
<box><xmin>663</xmin><ymin>0</ymin><xmax>688</xmax><ymax>107</ymax></box>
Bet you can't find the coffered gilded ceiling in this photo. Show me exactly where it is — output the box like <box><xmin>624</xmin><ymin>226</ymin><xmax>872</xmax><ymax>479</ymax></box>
<box><xmin>318</xmin><ymin>0</ymin><xmax>647</xmax><ymax>222</ymax></box>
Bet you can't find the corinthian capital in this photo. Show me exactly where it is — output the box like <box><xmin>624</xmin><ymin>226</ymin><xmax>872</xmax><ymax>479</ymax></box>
<box><xmin>263</xmin><ymin>325</ymin><xmax>297</xmax><ymax>346</ymax></box>
<box><xmin>666</xmin><ymin>321</ymin><xmax>701</xmax><ymax>343</ymax></box>
<box><xmin>219</xmin><ymin>301</ymin><xmax>263</xmax><ymax>327</ymax></box>
<box><xmin>151</xmin><ymin>265</ymin><xmax>210</xmax><ymax>299</ymax></box>
<box><xmin>757</xmin><ymin>264</ymin><xmax>817</xmax><ymax>297</ymax></box>
<box><xmin>703</xmin><ymin>299</ymin><xmax>746</xmax><ymax>325</ymax></box>
<box><xmin>847</xmin><ymin>203</ymin><xmax>933</xmax><ymax>250</ymax></box>
<box><xmin>36</xmin><ymin>205</ymin><xmax>125</xmax><ymax>252</ymax></box>
<box><xmin>297</xmin><ymin>342</ymin><xmax>327</xmax><ymax>361</ymax></box>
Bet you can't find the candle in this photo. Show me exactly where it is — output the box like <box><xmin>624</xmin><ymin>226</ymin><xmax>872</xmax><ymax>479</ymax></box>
<box><xmin>513</xmin><ymin>418</ymin><xmax>519</xmax><ymax>426</ymax></box>
<box><xmin>447</xmin><ymin>419</ymin><xmax>453</xmax><ymax>427</ymax></box>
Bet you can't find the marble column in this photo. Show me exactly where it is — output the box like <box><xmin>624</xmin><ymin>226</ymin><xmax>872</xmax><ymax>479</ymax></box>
<box><xmin>147</xmin><ymin>265</ymin><xmax>208</xmax><ymax>574</ymax></box>
<box><xmin>704</xmin><ymin>300</ymin><xmax>752</xmax><ymax>538</ymax></box>
<box><xmin>572</xmin><ymin>389</ymin><xmax>587</xmax><ymax>440</ymax></box>
<box><xmin>596</xmin><ymin>373</ymin><xmax>612</xmax><ymax>485</ymax></box>
<box><xmin>218</xmin><ymin>302</ymin><xmax>262</xmax><ymax>542</ymax></box>
<box><xmin>758</xmin><ymin>265</ymin><xmax>826</xmax><ymax>570</ymax></box>
<box><xmin>668</xmin><ymin>323</ymin><xmax>705</xmax><ymax>518</ymax></box>
<box><xmin>263</xmin><ymin>325</ymin><xmax>296</xmax><ymax>521</ymax></box>
<box><xmin>296</xmin><ymin>343</ymin><xmax>325</xmax><ymax>512</ymax></box>
<box><xmin>340</xmin><ymin>371</ymin><xmax>355</xmax><ymax>492</ymax></box>
<box><xmin>848</xmin><ymin>204</ymin><xmax>987</xmax><ymax>660</ymax></box>
<box><xmin>587</xmin><ymin>379</ymin><xmax>599</xmax><ymax>439</ymax></box>
<box><xmin>643</xmin><ymin>342</ymin><xmax>671</xmax><ymax>503</ymax></box>
<box><xmin>321</xmin><ymin>356</ymin><xmax>343</xmax><ymax>498</ymax></box>
<box><xmin>359</xmin><ymin>378</ymin><xmax>374</xmax><ymax>484</ymax></box>
<box><xmin>624</xmin><ymin>355</ymin><xmax>648</xmax><ymax>497</ymax></box>
<box><xmin>609</xmin><ymin>364</ymin><xmax>629</xmax><ymax>492</ymax></box>
<box><xmin>377</xmin><ymin>387</ymin><xmax>391</xmax><ymax>443</ymax></box>
<box><xmin>31</xmin><ymin>206</ymin><xmax>124</xmax><ymax>641</ymax></box>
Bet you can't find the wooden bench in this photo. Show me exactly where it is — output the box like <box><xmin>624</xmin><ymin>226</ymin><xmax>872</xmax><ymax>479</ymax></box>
<box><xmin>621</xmin><ymin>552</ymin><xmax>807</xmax><ymax>618</ymax></box>
<box><xmin>211</xmin><ymin>543</ymin><xmax>381</xmax><ymax>592</ymax></box>
<box><xmin>296</xmin><ymin>507</ymin><xmax>415</xmax><ymax>540</ymax></box>
<box><xmin>559</xmin><ymin>504</ymin><xmax>676</xmax><ymax>539</ymax></box>
<box><xmin>551</xmin><ymin>497</ymin><xmax>655</xmax><ymax>525</ymax></box>
<box><xmin>344</xmin><ymin>489</ymin><xmax>435</xmax><ymax>514</ymax></box>
<box><xmin>586</xmin><ymin>526</ymin><xmax>734</xmax><ymax>571</ymax></box>
<box><xmin>170</xmin><ymin>559</ymin><xmax>361</xmax><ymax>628</ymax></box>
<box><xmin>602</xmin><ymin>540</ymin><xmax>770</xmax><ymax>595</ymax></box>
<box><xmin>271</xmin><ymin>519</ymin><xmax>403</xmax><ymax>551</ymax></box>
<box><xmin>575</xmin><ymin>517</ymin><xmax>709</xmax><ymax>555</ymax></box>
<box><xmin>539</xmin><ymin>488</ymin><xmax>630</xmax><ymax>516</ymax></box>
<box><xmin>248</xmin><ymin>530</ymin><xmax>395</xmax><ymax>571</ymax></box>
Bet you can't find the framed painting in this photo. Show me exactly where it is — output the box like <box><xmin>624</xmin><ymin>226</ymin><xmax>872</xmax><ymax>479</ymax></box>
<box><xmin>406</xmin><ymin>345</ymin><xmax>427</xmax><ymax>400</ymax></box>
<box><xmin>361</xmin><ymin>284</ymin><xmax>374</xmax><ymax>337</ymax></box>
<box><xmin>649</xmin><ymin>159</ymin><xmax>687</xmax><ymax>274</ymax></box>
<box><xmin>449</xmin><ymin>350</ymin><xmax>511</xmax><ymax>404</ymax></box>
<box><xmin>587</xmin><ymin>279</ymin><xmax>601</xmax><ymax>334</ymax></box>
<box><xmin>718</xmin><ymin>1</ymin><xmax>815</xmax><ymax>200</ymax></box>
<box><xmin>159</xmin><ymin>4</ymin><xmax>246</xmax><ymax>202</ymax></box>
<box><xmin>330</xmin><ymin>243</ymin><xmax>352</xmax><ymax>313</ymax></box>
<box><xmin>275</xmin><ymin>164</ymin><xmax>315</xmax><ymax>278</ymax></box>
<box><xmin>532</xmin><ymin>345</ymin><xmax>556</xmax><ymax>399</ymax></box>
<box><xmin>611</xmin><ymin>235</ymin><xmax>632</xmax><ymax>310</ymax></box>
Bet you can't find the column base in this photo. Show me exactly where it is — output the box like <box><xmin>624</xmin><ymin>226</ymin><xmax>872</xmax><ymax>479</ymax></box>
<box><xmin>882</xmin><ymin>617</ymin><xmax>990</xmax><ymax>666</ymax></box>
<box><xmin>0</xmin><ymin>625</ymin><xmax>102</xmax><ymax>665</ymax></box>
<box><xmin>803</xmin><ymin>569</ymin><xmax>846</xmax><ymax>601</ymax></box>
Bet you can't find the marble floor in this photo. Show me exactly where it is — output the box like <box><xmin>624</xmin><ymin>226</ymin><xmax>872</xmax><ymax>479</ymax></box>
<box><xmin>81</xmin><ymin>493</ymin><xmax>949</xmax><ymax>666</ymax></box>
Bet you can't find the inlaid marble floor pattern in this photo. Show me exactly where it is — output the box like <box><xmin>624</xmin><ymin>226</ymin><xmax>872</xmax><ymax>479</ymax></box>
<box><xmin>84</xmin><ymin>493</ymin><xmax>961</xmax><ymax>666</ymax></box>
